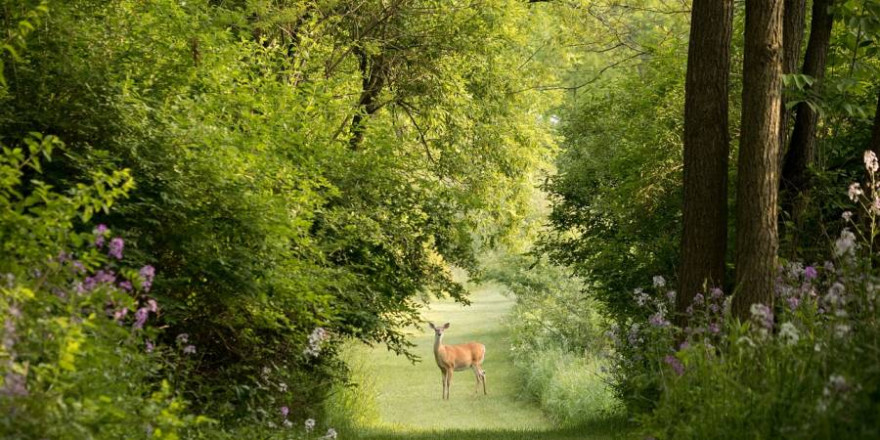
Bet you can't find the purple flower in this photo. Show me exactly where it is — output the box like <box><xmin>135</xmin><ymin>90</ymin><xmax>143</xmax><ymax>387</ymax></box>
<box><xmin>119</xmin><ymin>281</ymin><xmax>133</xmax><ymax>292</ymax></box>
<box><xmin>710</xmin><ymin>288</ymin><xmax>723</xmax><ymax>301</ymax></box>
<box><xmin>147</xmin><ymin>299</ymin><xmax>158</xmax><ymax>313</ymax></box>
<box><xmin>693</xmin><ymin>293</ymin><xmax>704</xmax><ymax>306</ymax></box>
<box><xmin>663</xmin><ymin>355</ymin><xmax>684</xmax><ymax>376</ymax></box>
<box><xmin>1</xmin><ymin>372</ymin><xmax>28</xmax><ymax>397</ymax></box>
<box><xmin>139</xmin><ymin>265</ymin><xmax>155</xmax><ymax>292</ymax></box>
<box><xmin>113</xmin><ymin>307</ymin><xmax>129</xmax><ymax>322</ymax></box>
<box><xmin>280</xmin><ymin>406</ymin><xmax>290</xmax><ymax>418</ymax></box>
<box><xmin>145</xmin><ymin>341</ymin><xmax>154</xmax><ymax>353</ymax></box>
<box><xmin>678</xmin><ymin>341</ymin><xmax>690</xmax><ymax>351</ymax></box>
<box><xmin>709</xmin><ymin>322</ymin><xmax>721</xmax><ymax>334</ymax></box>
<box><xmin>133</xmin><ymin>307</ymin><xmax>148</xmax><ymax>329</ymax></box>
<box><xmin>649</xmin><ymin>312</ymin><xmax>669</xmax><ymax>328</ymax></box>
<box><xmin>804</xmin><ymin>266</ymin><xmax>818</xmax><ymax>280</ymax></box>
<box><xmin>750</xmin><ymin>303</ymin><xmax>774</xmax><ymax>330</ymax></box>
<box><xmin>787</xmin><ymin>296</ymin><xmax>800</xmax><ymax>311</ymax></box>
<box><xmin>94</xmin><ymin>224</ymin><xmax>108</xmax><ymax>247</ymax></box>
<box><xmin>108</xmin><ymin>237</ymin><xmax>124</xmax><ymax>260</ymax></box>
<box><xmin>183</xmin><ymin>345</ymin><xmax>196</xmax><ymax>355</ymax></box>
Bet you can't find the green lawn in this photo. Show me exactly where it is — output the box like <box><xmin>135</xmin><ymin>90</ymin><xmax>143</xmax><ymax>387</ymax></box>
<box><xmin>342</xmin><ymin>283</ymin><xmax>621</xmax><ymax>440</ymax></box>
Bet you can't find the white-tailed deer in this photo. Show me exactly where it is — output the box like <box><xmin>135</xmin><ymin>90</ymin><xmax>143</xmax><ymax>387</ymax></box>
<box><xmin>428</xmin><ymin>322</ymin><xmax>486</xmax><ymax>400</ymax></box>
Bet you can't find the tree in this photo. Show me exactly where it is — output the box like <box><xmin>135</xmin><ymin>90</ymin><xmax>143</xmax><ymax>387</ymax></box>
<box><xmin>872</xmin><ymin>89</ymin><xmax>880</xmax><ymax>155</ymax></box>
<box><xmin>678</xmin><ymin>0</ymin><xmax>733</xmax><ymax>322</ymax></box>
<box><xmin>734</xmin><ymin>0</ymin><xmax>785</xmax><ymax>317</ymax></box>
<box><xmin>779</xmin><ymin>0</ymin><xmax>806</xmax><ymax>153</ymax></box>
<box><xmin>780</xmin><ymin>0</ymin><xmax>835</xmax><ymax>232</ymax></box>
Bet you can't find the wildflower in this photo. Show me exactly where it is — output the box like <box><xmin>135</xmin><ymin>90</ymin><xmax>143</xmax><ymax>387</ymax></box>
<box><xmin>113</xmin><ymin>307</ymin><xmax>129</xmax><ymax>322</ymax></box>
<box><xmin>108</xmin><ymin>237</ymin><xmax>124</xmax><ymax>260</ymax></box>
<box><xmin>787</xmin><ymin>296</ymin><xmax>800</xmax><ymax>311</ymax></box>
<box><xmin>710</xmin><ymin>288</ymin><xmax>723</xmax><ymax>301</ymax></box>
<box><xmin>842</xmin><ymin>211</ymin><xmax>853</xmax><ymax>221</ymax></box>
<box><xmin>133</xmin><ymin>307</ymin><xmax>148</xmax><ymax>330</ymax></box>
<box><xmin>280</xmin><ymin>406</ymin><xmax>290</xmax><ymax>418</ymax></box>
<box><xmin>304</xmin><ymin>327</ymin><xmax>329</xmax><ymax>357</ymax></box>
<box><xmin>176</xmin><ymin>333</ymin><xmax>189</xmax><ymax>344</ymax></box>
<box><xmin>663</xmin><ymin>355</ymin><xmax>684</xmax><ymax>376</ymax></box>
<box><xmin>323</xmin><ymin>428</ymin><xmax>338</xmax><ymax>439</ymax></box>
<box><xmin>779</xmin><ymin>322</ymin><xmax>800</xmax><ymax>345</ymax></box>
<box><xmin>834</xmin><ymin>229</ymin><xmax>857</xmax><ymax>257</ymax></box>
<box><xmin>183</xmin><ymin>345</ymin><xmax>196</xmax><ymax>355</ymax></box>
<box><xmin>633</xmin><ymin>288</ymin><xmax>650</xmax><ymax>307</ymax></box>
<box><xmin>283</xmin><ymin>419</ymin><xmax>293</xmax><ymax>428</ymax></box>
<box><xmin>666</xmin><ymin>290</ymin><xmax>676</xmax><ymax>304</ymax></box>
<box><xmin>826</xmin><ymin>282</ymin><xmax>845</xmax><ymax>305</ymax></box>
<box><xmin>146</xmin><ymin>341</ymin><xmax>154</xmax><ymax>353</ymax></box>
<box><xmin>834</xmin><ymin>324</ymin><xmax>851</xmax><ymax>338</ymax></box>
<box><xmin>848</xmin><ymin>183</ymin><xmax>863</xmax><ymax>201</ymax></box>
<box><xmin>804</xmin><ymin>266</ymin><xmax>818</xmax><ymax>280</ymax></box>
<box><xmin>627</xmin><ymin>323</ymin><xmax>642</xmax><ymax>345</ymax></box>
<box><xmin>139</xmin><ymin>265</ymin><xmax>156</xmax><ymax>292</ymax></box>
<box><xmin>653</xmin><ymin>275</ymin><xmax>666</xmax><ymax>288</ymax></box>
<box><xmin>649</xmin><ymin>312</ymin><xmax>669</xmax><ymax>328</ymax></box>
<box><xmin>750</xmin><ymin>303</ymin><xmax>774</xmax><ymax>329</ymax></box>
<box><xmin>709</xmin><ymin>322</ymin><xmax>721</xmax><ymax>334</ymax></box>
<box><xmin>118</xmin><ymin>281</ymin><xmax>132</xmax><ymax>292</ymax></box>
<box><xmin>279</xmin><ymin>382</ymin><xmax>288</xmax><ymax>392</ymax></box>
<box><xmin>1</xmin><ymin>372</ymin><xmax>28</xmax><ymax>397</ymax></box>
<box><xmin>826</xmin><ymin>374</ymin><xmax>849</xmax><ymax>395</ymax></box>
<box><xmin>94</xmin><ymin>224</ymin><xmax>108</xmax><ymax>247</ymax></box>
<box><xmin>305</xmin><ymin>418</ymin><xmax>316</xmax><ymax>432</ymax></box>
<box><xmin>678</xmin><ymin>341</ymin><xmax>690</xmax><ymax>351</ymax></box>
<box><xmin>693</xmin><ymin>293</ymin><xmax>704</xmax><ymax>306</ymax></box>
<box><xmin>865</xmin><ymin>150</ymin><xmax>879</xmax><ymax>173</ymax></box>
<box><xmin>147</xmin><ymin>299</ymin><xmax>158</xmax><ymax>313</ymax></box>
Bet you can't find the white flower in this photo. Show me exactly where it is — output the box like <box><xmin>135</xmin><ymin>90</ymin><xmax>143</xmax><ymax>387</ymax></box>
<box><xmin>848</xmin><ymin>182</ymin><xmax>863</xmax><ymax>201</ymax></box>
<box><xmin>305</xmin><ymin>418</ymin><xmax>316</xmax><ymax>432</ymax></box>
<box><xmin>865</xmin><ymin>150</ymin><xmax>878</xmax><ymax>173</ymax></box>
<box><xmin>652</xmin><ymin>275</ymin><xmax>666</xmax><ymax>288</ymax></box>
<box><xmin>834</xmin><ymin>324</ymin><xmax>851</xmax><ymax>338</ymax></box>
<box><xmin>842</xmin><ymin>211</ymin><xmax>853</xmax><ymax>221</ymax></box>
<box><xmin>779</xmin><ymin>322</ymin><xmax>800</xmax><ymax>345</ymax></box>
<box><xmin>834</xmin><ymin>229</ymin><xmax>857</xmax><ymax>257</ymax></box>
<box><xmin>633</xmin><ymin>288</ymin><xmax>650</xmax><ymax>307</ymax></box>
<box><xmin>322</xmin><ymin>428</ymin><xmax>338</xmax><ymax>439</ymax></box>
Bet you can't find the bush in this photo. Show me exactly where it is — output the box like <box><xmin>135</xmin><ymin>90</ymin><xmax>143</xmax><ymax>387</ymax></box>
<box><xmin>612</xmin><ymin>152</ymin><xmax>880</xmax><ymax>439</ymax></box>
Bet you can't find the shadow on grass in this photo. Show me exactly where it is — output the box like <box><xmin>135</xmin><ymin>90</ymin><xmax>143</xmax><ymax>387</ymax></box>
<box><xmin>351</xmin><ymin>415</ymin><xmax>633</xmax><ymax>440</ymax></box>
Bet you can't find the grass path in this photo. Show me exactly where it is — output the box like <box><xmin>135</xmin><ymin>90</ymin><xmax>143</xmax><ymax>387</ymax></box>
<box><xmin>344</xmin><ymin>283</ymin><xmax>617</xmax><ymax>440</ymax></box>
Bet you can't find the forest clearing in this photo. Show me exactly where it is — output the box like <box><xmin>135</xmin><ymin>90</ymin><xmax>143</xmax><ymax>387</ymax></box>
<box><xmin>3</xmin><ymin>0</ymin><xmax>880</xmax><ymax>439</ymax></box>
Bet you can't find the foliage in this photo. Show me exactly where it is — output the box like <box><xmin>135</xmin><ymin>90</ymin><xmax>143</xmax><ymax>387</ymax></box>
<box><xmin>539</xmin><ymin>36</ymin><xmax>689</xmax><ymax>324</ymax></box>
<box><xmin>614</xmin><ymin>154</ymin><xmax>880</xmax><ymax>438</ymax></box>
<box><xmin>0</xmin><ymin>0</ymin><xmax>559</xmax><ymax>429</ymax></box>
<box><xmin>485</xmin><ymin>253</ymin><xmax>619</xmax><ymax>427</ymax></box>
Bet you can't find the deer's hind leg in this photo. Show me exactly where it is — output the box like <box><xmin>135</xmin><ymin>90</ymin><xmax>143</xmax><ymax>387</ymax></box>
<box><xmin>474</xmin><ymin>363</ymin><xmax>487</xmax><ymax>395</ymax></box>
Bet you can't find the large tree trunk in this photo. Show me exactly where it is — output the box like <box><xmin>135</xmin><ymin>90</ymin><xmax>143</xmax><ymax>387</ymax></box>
<box><xmin>779</xmin><ymin>0</ymin><xmax>806</xmax><ymax>155</ymax></box>
<box><xmin>733</xmin><ymin>0</ymin><xmax>784</xmax><ymax>318</ymax></box>
<box><xmin>779</xmin><ymin>0</ymin><xmax>835</xmax><ymax>230</ymax></box>
<box><xmin>872</xmin><ymin>89</ymin><xmax>880</xmax><ymax>155</ymax></box>
<box><xmin>678</xmin><ymin>0</ymin><xmax>734</xmax><ymax>323</ymax></box>
<box><xmin>349</xmin><ymin>47</ymin><xmax>388</xmax><ymax>151</ymax></box>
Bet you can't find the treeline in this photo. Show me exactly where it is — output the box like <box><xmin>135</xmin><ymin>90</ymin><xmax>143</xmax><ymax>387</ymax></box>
<box><xmin>535</xmin><ymin>0</ymin><xmax>880</xmax><ymax>438</ymax></box>
<box><xmin>0</xmin><ymin>0</ymin><xmax>558</xmax><ymax>437</ymax></box>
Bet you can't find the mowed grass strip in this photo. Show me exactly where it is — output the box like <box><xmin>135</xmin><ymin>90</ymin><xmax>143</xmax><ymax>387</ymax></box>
<box><xmin>353</xmin><ymin>283</ymin><xmax>553</xmax><ymax>431</ymax></box>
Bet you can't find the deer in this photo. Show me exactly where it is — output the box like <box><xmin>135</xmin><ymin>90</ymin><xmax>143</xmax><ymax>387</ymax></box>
<box><xmin>428</xmin><ymin>322</ymin><xmax>487</xmax><ymax>400</ymax></box>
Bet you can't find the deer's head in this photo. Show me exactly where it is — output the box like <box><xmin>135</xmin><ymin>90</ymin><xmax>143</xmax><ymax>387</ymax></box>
<box><xmin>428</xmin><ymin>322</ymin><xmax>450</xmax><ymax>337</ymax></box>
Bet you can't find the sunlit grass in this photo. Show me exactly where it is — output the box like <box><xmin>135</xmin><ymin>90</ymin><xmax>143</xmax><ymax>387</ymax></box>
<box><xmin>334</xmin><ymin>283</ymin><xmax>631</xmax><ymax>439</ymax></box>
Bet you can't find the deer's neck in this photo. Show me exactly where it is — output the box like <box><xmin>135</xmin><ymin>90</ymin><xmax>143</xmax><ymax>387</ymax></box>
<box><xmin>433</xmin><ymin>334</ymin><xmax>446</xmax><ymax>361</ymax></box>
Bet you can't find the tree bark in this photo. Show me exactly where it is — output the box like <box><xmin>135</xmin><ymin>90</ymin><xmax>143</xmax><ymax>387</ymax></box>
<box><xmin>779</xmin><ymin>0</ymin><xmax>834</xmax><ymax>225</ymax></box>
<box><xmin>678</xmin><ymin>0</ymin><xmax>734</xmax><ymax>323</ymax></box>
<box><xmin>872</xmin><ymin>89</ymin><xmax>880</xmax><ymax>156</ymax></box>
<box><xmin>349</xmin><ymin>46</ymin><xmax>388</xmax><ymax>151</ymax></box>
<box><xmin>733</xmin><ymin>0</ymin><xmax>784</xmax><ymax>318</ymax></box>
<box><xmin>779</xmin><ymin>0</ymin><xmax>806</xmax><ymax>156</ymax></box>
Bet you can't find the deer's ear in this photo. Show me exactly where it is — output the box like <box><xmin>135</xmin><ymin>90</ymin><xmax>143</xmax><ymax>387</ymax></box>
<box><xmin>442</xmin><ymin>323</ymin><xmax>450</xmax><ymax>329</ymax></box>
<box><xmin>428</xmin><ymin>322</ymin><xmax>436</xmax><ymax>330</ymax></box>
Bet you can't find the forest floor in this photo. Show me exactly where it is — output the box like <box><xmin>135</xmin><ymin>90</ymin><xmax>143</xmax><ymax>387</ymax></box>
<box><xmin>343</xmin><ymin>283</ymin><xmax>620</xmax><ymax>440</ymax></box>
